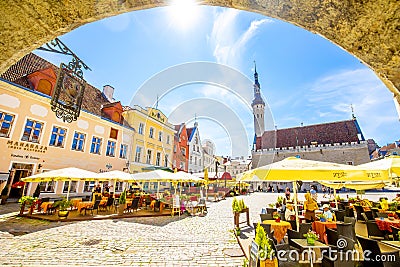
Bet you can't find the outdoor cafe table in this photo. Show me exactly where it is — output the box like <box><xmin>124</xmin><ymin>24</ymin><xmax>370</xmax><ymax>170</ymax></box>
<box><xmin>381</xmin><ymin>241</ymin><xmax>400</xmax><ymax>249</ymax></box>
<box><xmin>291</xmin><ymin>239</ymin><xmax>329</xmax><ymax>267</ymax></box>
<box><xmin>77</xmin><ymin>201</ymin><xmax>93</xmax><ymax>213</ymax></box>
<box><xmin>262</xmin><ymin>219</ymin><xmax>292</xmax><ymax>243</ymax></box>
<box><xmin>312</xmin><ymin>221</ymin><xmax>337</xmax><ymax>244</ymax></box>
<box><xmin>71</xmin><ymin>198</ymin><xmax>82</xmax><ymax>209</ymax></box>
<box><xmin>40</xmin><ymin>202</ymin><xmax>53</xmax><ymax>213</ymax></box>
<box><xmin>150</xmin><ymin>200</ymin><xmax>166</xmax><ymax>212</ymax></box>
<box><xmin>375</xmin><ymin>218</ymin><xmax>400</xmax><ymax>232</ymax></box>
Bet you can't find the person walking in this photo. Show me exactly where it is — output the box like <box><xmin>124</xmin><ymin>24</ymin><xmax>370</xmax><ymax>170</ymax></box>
<box><xmin>303</xmin><ymin>192</ymin><xmax>318</xmax><ymax>222</ymax></box>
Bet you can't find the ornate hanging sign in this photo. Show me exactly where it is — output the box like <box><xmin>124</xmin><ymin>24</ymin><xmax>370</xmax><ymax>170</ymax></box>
<box><xmin>51</xmin><ymin>62</ymin><xmax>86</xmax><ymax>122</ymax></box>
<box><xmin>38</xmin><ymin>38</ymin><xmax>91</xmax><ymax>123</ymax></box>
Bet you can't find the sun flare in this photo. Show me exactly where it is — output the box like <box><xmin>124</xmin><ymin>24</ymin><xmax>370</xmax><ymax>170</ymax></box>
<box><xmin>167</xmin><ymin>0</ymin><xmax>200</xmax><ymax>30</ymax></box>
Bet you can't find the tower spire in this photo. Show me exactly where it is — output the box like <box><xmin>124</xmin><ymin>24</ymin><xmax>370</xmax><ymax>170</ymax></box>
<box><xmin>351</xmin><ymin>104</ymin><xmax>356</xmax><ymax>119</ymax></box>
<box><xmin>254</xmin><ymin>60</ymin><xmax>259</xmax><ymax>86</ymax></box>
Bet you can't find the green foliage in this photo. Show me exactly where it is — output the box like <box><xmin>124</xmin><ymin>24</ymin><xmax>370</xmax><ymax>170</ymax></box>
<box><xmin>276</xmin><ymin>196</ymin><xmax>283</xmax><ymax>204</ymax></box>
<box><xmin>255</xmin><ymin>223</ymin><xmax>275</xmax><ymax>260</ymax></box>
<box><xmin>54</xmin><ymin>198</ymin><xmax>72</xmax><ymax>211</ymax></box>
<box><xmin>388</xmin><ymin>201</ymin><xmax>398</xmax><ymax>211</ymax></box>
<box><xmin>18</xmin><ymin>196</ymin><xmax>37</xmax><ymax>206</ymax></box>
<box><xmin>232</xmin><ymin>197</ymin><xmax>247</xmax><ymax>212</ymax></box>
<box><xmin>119</xmin><ymin>189</ymin><xmax>126</xmax><ymax>204</ymax></box>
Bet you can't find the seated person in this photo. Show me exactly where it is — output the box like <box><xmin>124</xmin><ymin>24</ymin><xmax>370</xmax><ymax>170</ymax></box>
<box><xmin>322</xmin><ymin>204</ymin><xmax>334</xmax><ymax>221</ymax></box>
<box><xmin>285</xmin><ymin>204</ymin><xmax>296</xmax><ymax>221</ymax></box>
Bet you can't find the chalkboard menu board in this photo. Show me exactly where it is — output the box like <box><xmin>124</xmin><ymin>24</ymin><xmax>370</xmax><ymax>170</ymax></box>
<box><xmin>249</xmin><ymin>240</ymin><xmax>259</xmax><ymax>267</ymax></box>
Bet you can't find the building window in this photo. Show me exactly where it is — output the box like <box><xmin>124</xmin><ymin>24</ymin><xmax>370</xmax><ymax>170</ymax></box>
<box><xmin>164</xmin><ymin>154</ymin><xmax>169</xmax><ymax>167</ymax></box>
<box><xmin>63</xmin><ymin>181</ymin><xmax>77</xmax><ymax>193</ymax></box>
<box><xmin>174</xmin><ymin>144</ymin><xmax>177</xmax><ymax>153</ymax></box>
<box><xmin>158</xmin><ymin>131</ymin><xmax>163</xmax><ymax>142</ymax></box>
<box><xmin>346</xmin><ymin>161</ymin><xmax>354</xmax><ymax>165</ymax></box>
<box><xmin>194</xmin><ymin>157</ymin><xmax>197</xmax><ymax>165</ymax></box>
<box><xmin>120</xmin><ymin>144</ymin><xmax>128</xmax><ymax>159</ymax></box>
<box><xmin>193</xmin><ymin>144</ymin><xmax>195</xmax><ymax>151</ymax></box>
<box><xmin>156</xmin><ymin>152</ymin><xmax>161</xmax><ymax>166</ymax></box>
<box><xmin>146</xmin><ymin>150</ymin><xmax>152</xmax><ymax>164</ymax></box>
<box><xmin>83</xmin><ymin>181</ymin><xmax>94</xmax><ymax>192</ymax></box>
<box><xmin>149</xmin><ymin>127</ymin><xmax>154</xmax><ymax>138</ymax></box>
<box><xmin>190</xmin><ymin>156</ymin><xmax>192</xmax><ymax>164</ymax></box>
<box><xmin>90</xmin><ymin>136</ymin><xmax>102</xmax><ymax>154</ymax></box>
<box><xmin>115</xmin><ymin>182</ymin><xmax>123</xmax><ymax>191</ymax></box>
<box><xmin>21</xmin><ymin>119</ymin><xmax>44</xmax><ymax>143</ymax></box>
<box><xmin>138</xmin><ymin>123</ymin><xmax>144</xmax><ymax>135</ymax></box>
<box><xmin>49</xmin><ymin>126</ymin><xmax>67</xmax><ymax>147</ymax></box>
<box><xmin>71</xmin><ymin>131</ymin><xmax>86</xmax><ymax>151</ymax></box>
<box><xmin>180</xmin><ymin>162</ymin><xmax>185</xmax><ymax>170</ymax></box>
<box><xmin>0</xmin><ymin>111</ymin><xmax>15</xmax><ymax>138</ymax></box>
<box><xmin>167</xmin><ymin>135</ymin><xmax>170</xmax><ymax>144</ymax></box>
<box><xmin>199</xmin><ymin>159</ymin><xmax>201</xmax><ymax>166</ymax></box>
<box><xmin>106</xmin><ymin>140</ymin><xmax>116</xmax><ymax>157</ymax></box>
<box><xmin>39</xmin><ymin>181</ymin><xmax>54</xmax><ymax>192</ymax></box>
<box><xmin>135</xmin><ymin>146</ymin><xmax>142</xmax><ymax>162</ymax></box>
<box><xmin>181</xmin><ymin>147</ymin><xmax>186</xmax><ymax>156</ymax></box>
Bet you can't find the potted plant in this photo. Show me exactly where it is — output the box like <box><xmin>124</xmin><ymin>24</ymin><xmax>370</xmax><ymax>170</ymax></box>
<box><xmin>235</xmin><ymin>226</ymin><xmax>241</xmax><ymax>236</ymax></box>
<box><xmin>317</xmin><ymin>213</ymin><xmax>327</xmax><ymax>222</ymax></box>
<box><xmin>1</xmin><ymin>185</ymin><xmax>9</xmax><ymax>205</ymax></box>
<box><xmin>255</xmin><ymin>223</ymin><xmax>276</xmax><ymax>267</ymax></box>
<box><xmin>118</xmin><ymin>189</ymin><xmax>126</xmax><ymax>215</ymax></box>
<box><xmin>54</xmin><ymin>198</ymin><xmax>72</xmax><ymax>219</ymax></box>
<box><xmin>273</xmin><ymin>212</ymin><xmax>280</xmax><ymax>222</ymax></box>
<box><xmin>18</xmin><ymin>196</ymin><xmax>38</xmax><ymax>215</ymax></box>
<box><xmin>276</xmin><ymin>196</ymin><xmax>283</xmax><ymax>208</ymax></box>
<box><xmin>304</xmin><ymin>230</ymin><xmax>319</xmax><ymax>245</ymax></box>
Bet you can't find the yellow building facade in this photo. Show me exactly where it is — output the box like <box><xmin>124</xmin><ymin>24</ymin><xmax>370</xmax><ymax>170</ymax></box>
<box><xmin>123</xmin><ymin>106</ymin><xmax>175</xmax><ymax>174</ymax></box>
<box><xmin>0</xmin><ymin>56</ymin><xmax>135</xmax><ymax>198</ymax></box>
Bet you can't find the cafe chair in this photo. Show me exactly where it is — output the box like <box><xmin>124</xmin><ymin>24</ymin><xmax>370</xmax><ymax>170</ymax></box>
<box><xmin>326</xmin><ymin>228</ymin><xmax>338</xmax><ymax>246</ymax></box>
<box><xmin>153</xmin><ymin>200</ymin><xmax>161</xmax><ymax>212</ymax></box>
<box><xmin>171</xmin><ymin>195</ymin><xmax>181</xmax><ymax>217</ymax></box>
<box><xmin>287</xmin><ymin>220</ymin><xmax>297</xmax><ymax>230</ymax></box>
<box><xmin>376</xmin><ymin>212</ymin><xmax>389</xmax><ymax>218</ymax></box>
<box><xmin>357</xmin><ymin>235</ymin><xmax>400</xmax><ymax>267</ymax></box>
<box><xmin>335</xmin><ymin>210</ymin><xmax>346</xmax><ymax>222</ymax></box>
<box><xmin>84</xmin><ymin>200</ymin><xmax>100</xmax><ymax>216</ymax></box>
<box><xmin>298</xmin><ymin>223</ymin><xmax>312</xmax><ymax>236</ymax></box>
<box><xmin>364</xmin><ymin>218</ymin><xmax>386</xmax><ymax>240</ymax></box>
<box><xmin>371</xmin><ymin>207</ymin><xmax>379</xmax><ymax>218</ymax></box>
<box><xmin>287</xmin><ymin>229</ymin><xmax>303</xmax><ymax>250</ymax></box>
<box><xmin>390</xmin><ymin>226</ymin><xmax>400</xmax><ymax>241</ymax></box>
<box><xmin>336</xmin><ymin>222</ymin><xmax>355</xmax><ymax>242</ymax></box>
<box><xmin>260</xmin><ymin>213</ymin><xmax>273</xmax><ymax>221</ymax></box>
<box><xmin>266</xmin><ymin>208</ymin><xmax>277</xmax><ymax>214</ymax></box>
<box><xmin>354</xmin><ymin>205</ymin><xmax>366</xmax><ymax>222</ymax></box>
<box><xmin>343</xmin><ymin>216</ymin><xmax>356</xmax><ymax>241</ymax></box>
<box><xmin>127</xmin><ymin>198</ymin><xmax>140</xmax><ymax>213</ymax></box>
<box><xmin>345</xmin><ymin>206</ymin><xmax>355</xmax><ymax>218</ymax></box>
<box><xmin>322</xmin><ymin>235</ymin><xmax>355</xmax><ymax>267</ymax></box>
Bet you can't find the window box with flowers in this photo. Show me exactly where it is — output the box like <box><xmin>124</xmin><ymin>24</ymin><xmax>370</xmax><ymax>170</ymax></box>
<box><xmin>304</xmin><ymin>230</ymin><xmax>319</xmax><ymax>245</ymax></box>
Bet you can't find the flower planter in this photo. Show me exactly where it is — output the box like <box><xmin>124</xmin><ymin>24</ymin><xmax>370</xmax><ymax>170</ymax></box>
<box><xmin>259</xmin><ymin>259</ymin><xmax>278</xmax><ymax>267</ymax></box>
<box><xmin>58</xmin><ymin>210</ymin><xmax>69</xmax><ymax>219</ymax></box>
<box><xmin>274</xmin><ymin>218</ymin><xmax>281</xmax><ymax>223</ymax></box>
<box><xmin>118</xmin><ymin>204</ymin><xmax>125</xmax><ymax>215</ymax></box>
<box><xmin>307</xmin><ymin>237</ymin><xmax>316</xmax><ymax>245</ymax></box>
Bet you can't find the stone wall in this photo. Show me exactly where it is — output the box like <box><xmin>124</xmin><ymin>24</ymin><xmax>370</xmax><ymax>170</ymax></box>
<box><xmin>252</xmin><ymin>142</ymin><xmax>370</xmax><ymax>168</ymax></box>
<box><xmin>0</xmin><ymin>0</ymin><xmax>399</xmax><ymax>103</ymax></box>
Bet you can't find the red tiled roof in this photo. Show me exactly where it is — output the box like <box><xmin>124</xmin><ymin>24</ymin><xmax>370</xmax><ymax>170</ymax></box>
<box><xmin>261</xmin><ymin>120</ymin><xmax>360</xmax><ymax>149</ymax></box>
<box><xmin>1</xmin><ymin>53</ymin><xmax>110</xmax><ymax>117</ymax></box>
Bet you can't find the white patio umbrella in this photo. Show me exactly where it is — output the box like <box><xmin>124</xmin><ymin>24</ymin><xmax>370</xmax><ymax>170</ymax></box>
<box><xmin>21</xmin><ymin>167</ymin><xmax>99</xmax><ymax>200</ymax></box>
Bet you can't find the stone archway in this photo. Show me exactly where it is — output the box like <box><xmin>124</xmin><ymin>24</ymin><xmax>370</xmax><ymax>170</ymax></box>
<box><xmin>0</xmin><ymin>0</ymin><xmax>399</xmax><ymax>103</ymax></box>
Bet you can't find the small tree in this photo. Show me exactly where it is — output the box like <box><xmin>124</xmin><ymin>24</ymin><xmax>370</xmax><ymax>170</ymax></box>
<box><xmin>255</xmin><ymin>223</ymin><xmax>275</xmax><ymax>260</ymax></box>
<box><xmin>119</xmin><ymin>189</ymin><xmax>126</xmax><ymax>205</ymax></box>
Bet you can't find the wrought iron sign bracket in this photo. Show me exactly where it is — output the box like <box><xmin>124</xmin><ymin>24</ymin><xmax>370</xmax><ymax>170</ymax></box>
<box><xmin>37</xmin><ymin>38</ymin><xmax>91</xmax><ymax>123</ymax></box>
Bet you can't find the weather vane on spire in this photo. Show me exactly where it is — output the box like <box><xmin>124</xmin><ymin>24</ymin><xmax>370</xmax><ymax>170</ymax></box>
<box><xmin>351</xmin><ymin>104</ymin><xmax>356</xmax><ymax>119</ymax></box>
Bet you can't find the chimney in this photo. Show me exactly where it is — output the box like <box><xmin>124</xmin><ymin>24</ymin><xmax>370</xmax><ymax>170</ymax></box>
<box><xmin>103</xmin><ymin>85</ymin><xmax>115</xmax><ymax>102</ymax></box>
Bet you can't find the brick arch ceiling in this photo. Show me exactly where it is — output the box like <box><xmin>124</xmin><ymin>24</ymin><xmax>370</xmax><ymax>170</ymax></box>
<box><xmin>0</xmin><ymin>0</ymin><xmax>399</xmax><ymax>103</ymax></box>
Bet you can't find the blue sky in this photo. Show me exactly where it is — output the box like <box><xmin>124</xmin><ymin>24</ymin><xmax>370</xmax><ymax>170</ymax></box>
<box><xmin>34</xmin><ymin>4</ymin><xmax>400</xmax><ymax>157</ymax></box>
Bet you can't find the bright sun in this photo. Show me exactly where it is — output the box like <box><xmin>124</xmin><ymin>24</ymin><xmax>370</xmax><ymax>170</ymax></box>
<box><xmin>167</xmin><ymin>0</ymin><xmax>200</xmax><ymax>30</ymax></box>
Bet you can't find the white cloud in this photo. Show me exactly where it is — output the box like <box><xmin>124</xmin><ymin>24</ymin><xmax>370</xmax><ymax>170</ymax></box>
<box><xmin>209</xmin><ymin>9</ymin><xmax>273</xmax><ymax>67</ymax></box>
<box><xmin>306</xmin><ymin>68</ymin><xmax>400</xmax><ymax>145</ymax></box>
